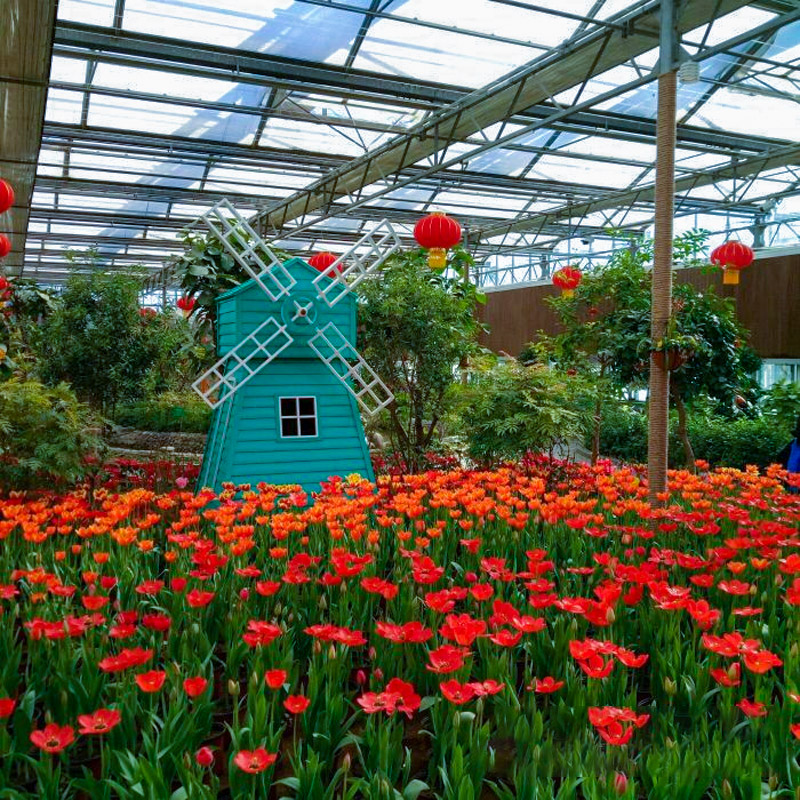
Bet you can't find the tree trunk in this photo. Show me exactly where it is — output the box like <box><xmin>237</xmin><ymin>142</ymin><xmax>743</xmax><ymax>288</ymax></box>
<box><xmin>647</xmin><ymin>26</ymin><xmax>677</xmax><ymax>506</ymax></box>
<box><xmin>673</xmin><ymin>390</ymin><xmax>696</xmax><ymax>473</ymax></box>
<box><xmin>591</xmin><ymin>396</ymin><xmax>602</xmax><ymax>466</ymax></box>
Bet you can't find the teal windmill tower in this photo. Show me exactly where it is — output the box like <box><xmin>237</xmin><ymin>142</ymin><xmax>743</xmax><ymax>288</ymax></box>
<box><xmin>191</xmin><ymin>200</ymin><xmax>400</xmax><ymax>495</ymax></box>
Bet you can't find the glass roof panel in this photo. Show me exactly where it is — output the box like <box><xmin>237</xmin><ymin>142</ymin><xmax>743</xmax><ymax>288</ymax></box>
<box><xmin>57</xmin><ymin>0</ymin><xmax>116</xmax><ymax>26</ymax></box>
<box><xmin>92</xmin><ymin>63</ymin><xmax>239</xmax><ymax>103</ymax></box>
<box><xmin>44</xmin><ymin>88</ymin><xmax>84</xmax><ymax>124</ymax></box>
<box><xmin>86</xmin><ymin>94</ymin><xmax>260</xmax><ymax>143</ymax></box>
<box><xmin>259</xmin><ymin>117</ymin><xmax>384</xmax><ymax>156</ymax></box>
<box><xmin>122</xmin><ymin>0</ymin><xmax>376</xmax><ymax>62</ymax></box>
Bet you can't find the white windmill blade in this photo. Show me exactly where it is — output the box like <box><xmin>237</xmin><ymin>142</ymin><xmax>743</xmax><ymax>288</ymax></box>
<box><xmin>313</xmin><ymin>219</ymin><xmax>401</xmax><ymax>308</ymax></box>
<box><xmin>200</xmin><ymin>199</ymin><xmax>296</xmax><ymax>302</ymax></box>
<box><xmin>192</xmin><ymin>316</ymin><xmax>293</xmax><ymax>409</ymax></box>
<box><xmin>308</xmin><ymin>321</ymin><xmax>394</xmax><ymax>417</ymax></box>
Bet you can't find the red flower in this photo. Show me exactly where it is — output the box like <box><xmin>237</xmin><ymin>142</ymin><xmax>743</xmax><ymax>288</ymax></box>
<box><xmin>141</xmin><ymin>613</ymin><xmax>171</xmax><ymax>633</ymax></box>
<box><xmin>135</xmin><ymin>580</ymin><xmax>164</xmax><ymax>595</ymax></box>
<box><xmin>469</xmin><ymin>583</ymin><xmax>494</xmax><ymax>601</ymax></box>
<box><xmin>468</xmin><ymin>680</ymin><xmax>504</xmax><ymax>697</ymax></box>
<box><xmin>439</xmin><ymin>613</ymin><xmax>486</xmax><ymax>646</ymax></box>
<box><xmin>77</xmin><ymin>708</ymin><xmax>122</xmax><ymax>735</ymax></box>
<box><xmin>710</xmin><ymin>663</ymin><xmax>741</xmax><ymax>687</ymax></box>
<box><xmin>742</xmin><ymin>649</ymin><xmax>782</xmax><ymax>674</ymax></box>
<box><xmin>99</xmin><ymin>647</ymin><xmax>154</xmax><ymax>673</ymax></box>
<box><xmin>375</xmin><ymin>621</ymin><xmax>432</xmax><ymax>644</ymax></box>
<box><xmin>30</xmin><ymin>723</ymin><xmax>75</xmax><ymax>753</ymax></box>
<box><xmin>183</xmin><ymin>676</ymin><xmax>209</xmax><ymax>698</ymax></box>
<box><xmin>135</xmin><ymin>670</ymin><xmax>167</xmax><ymax>693</ymax></box>
<box><xmin>357</xmin><ymin>678</ymin><xmax>421</xmax><ymax>718</ymax></box>
<box><xmin>186</xmin><ymin>589</ymin><xmax>215</xmax><ymax>608</ymax></box>
<box><xmin>0</xmin><ymin>697</ymin><xmax>15</xmax><ymax>718</ymax></box>
<box><xmin>588</xmin><ymin>706</ymin><xmax>649</xmax><ymax>746</ymax></box>
<box><xmin>736</xmin><ymin>698</ymin><xmax>767</xmax><ymax>718</ymax></box>
<box><xmin>440</xmin><ymin>679</ymin><xmax>477</xmax><ymax>705</ymax></box>
<box><xmin>791</xmin><ymin>723</ymin><xmax>800</xmax><ymax>740</ymax></box>
<box><xmin>426</xmin><ymin>645</ymin><xmax>468</xmax><ymax>674</ymax></box>
<box><xmin>233</xmin><ymin>748</ymin><xmax>278</xmax><ymax>773</ymax></box>
<box><xmin>361</xmin><ymin>577</ymin><xmax>398</xmax><ymax>600</ymax></box>
<box><xmin>265</xmin><ymin>669</ymin><xmax>287</xmax><ymax>690</ymax></box>
<box><xmin>532</xmin><ymin>677</ymin><xmax>564</xmax><ymax>694</ymax></box>
<box><xmin>255</xmin><ymin>581</ymin><xmax>281</xmax><ymax>597</ymax></box>
<box><xmin>242</xmin><ymin>620</ymin><xmax>282</xmax><ymax>648</ymax></box>
<box><xmin>284</xmin><ymin>695</ymin><xmax>310</xmax><ymax>714</ymax></box>
<box><xmin>196</xmin><ymin>746</ymin><xmax>214</xmax><ymax>767</ymax></box>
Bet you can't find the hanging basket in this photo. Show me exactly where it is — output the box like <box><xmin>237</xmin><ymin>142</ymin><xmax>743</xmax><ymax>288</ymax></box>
<box><xmin>651</xmin><ymin>348</ymin><xmax>692</xmax><ymax>371</ymax></box>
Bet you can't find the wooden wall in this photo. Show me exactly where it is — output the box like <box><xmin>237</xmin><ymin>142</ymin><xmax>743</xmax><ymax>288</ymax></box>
<box><xmin>477</xmin><ymin>251</ymin><xmax>800</xmax><ymax>359</ymax></box>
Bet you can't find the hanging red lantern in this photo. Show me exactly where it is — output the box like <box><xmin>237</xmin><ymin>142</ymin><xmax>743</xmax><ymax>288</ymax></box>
<box><xmin>413</xmin><ymin>211</ymin><xmax>462</xmax><ymax>270</ymax></box>
<box><xmin>552</xmin><ymin>265</ymin><xmax>583</xmax><ymax>297</ymax></box>
<box><xmin>0</xmin><ymin>180</ymin><xmax>14</xmax><ymax>214</ymax></box>
<box><xmin>176</xmin><ymin>295</ymin><xmax>196</xmax><ymax>316</ymax></box>
<box><xmin>710</xmin><ymin>241</ymin><xmax>754</xmax><ymax>285</ymax></box>
<box><xmin>0</xmin><ymin>235</ymin><xmax>10</xmax><ymax>259</ymax></box>
<box><xmin>308</xmin><ymin>251</ymin><xmax>341</xmax><ymax>278</ymax></box>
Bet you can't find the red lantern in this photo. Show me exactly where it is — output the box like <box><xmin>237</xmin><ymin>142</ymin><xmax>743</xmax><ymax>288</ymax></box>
<box><xmin>0</xmin><ymin>180</ymin><xmax>14</xmax><ymax>214</ymax></box>
<box><xmin>308</xmin><ymin>252</ymin><xmax>341</xmax><ymax>278</ymax></box>
<box><xmin>0</xmin><ymin>235</ymin><xmax>10</xmax><ymax>259</ymax></box>
<box><xmin>413</xmin><ymin>211</ymin><xmax>462</xmax><ymax>270</ymax></box>
<box><xmin>552</xmin><ymin>265</ymin><xmax>582</xmax><ymax>297</ymax></box>
<box><xmin>710</xmin><ymin>241</ymin><xmax>754</xmax><ymax>285</ymax></box>
<box><xmin>176</xmin><ymin>295</ymin><xmax>196</xmax><ymax>316</ymax></box>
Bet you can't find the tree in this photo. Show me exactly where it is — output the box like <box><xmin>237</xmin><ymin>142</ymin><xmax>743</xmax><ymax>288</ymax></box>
<box><xmin>539</xmin><ymin>232</ymin><xmax>760</xmax><ymax>469</ymax></box>
<box><xmin>459</xmin><ymin>359</ymin><xmax>593</xmax><ymax>466</ymax></box>
<box><xmin>358</xmin><ymin>246</ymin><xmax>484</xmax><ymax>472</ymax></box>
<box><xmin>38</xmin><ymin>268</ymin><xmax>186</xmax><ymax>413</ymax></box>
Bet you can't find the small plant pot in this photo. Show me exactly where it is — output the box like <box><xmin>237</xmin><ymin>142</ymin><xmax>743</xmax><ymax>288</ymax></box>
<box><xmin>651</xmin><ymin>348</ymin><xmax>690</xmax><ymax>371</ymax></box>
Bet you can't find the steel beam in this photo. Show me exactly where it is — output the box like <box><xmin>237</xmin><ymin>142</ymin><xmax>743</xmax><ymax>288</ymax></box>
<box><xmin>479</xmin><ymin>144</ymin><xmax>800</xmax><ymax>241</ymax></box>
<box><xmin>253</xmin><ymin>0</ymin><xmax>753</xmax><ymax>233</ymax></box>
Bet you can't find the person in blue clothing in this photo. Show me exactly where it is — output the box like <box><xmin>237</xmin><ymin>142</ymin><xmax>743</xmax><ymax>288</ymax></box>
<box><xmin>778</xmin><ymin>415</ymin><xmax>800</xmax><ymax>491</ymax></box>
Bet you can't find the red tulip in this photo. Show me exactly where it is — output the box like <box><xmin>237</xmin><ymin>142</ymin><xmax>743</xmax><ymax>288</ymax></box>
<box><xmin>183</xmin><ymin>676</ymin><xmax>209</xmax><ymax>698</ymax></box>
<box><xmin>196</xmin><ymin>746</ymin><xmax>215</xmax><ymax>767</ymax></box>
<box><xmin>283</xmin><ymin>695</ymin><xmax>310</xmax><ymax>714</ymax></box>
<box><xmin>30</xmin><ymin>723</ymin><xmax>75</xmax><ymax>754</ymax></box>
<box><xmin>135</xmin><ymin>670</ymin><xmax>167</xmax><ymax>693</ymax></box>
<box><xmin>264</xmin><ymin>669</ymin><xmax>287</xmax><ymax>690</ymax></box>
<box><xmin>0</xmin><ymin>698</ymin><xmax>16</xmax><ymax>718</ymax></box>
<box><xmin>233</xmin><ymin>748</ymin><xmax>277</xmax><ymax>773</ymax></box>
<box><xmin>77</xmin><ymin>708</ymin><xmax>122</xmax><ymax>735</ymax></box>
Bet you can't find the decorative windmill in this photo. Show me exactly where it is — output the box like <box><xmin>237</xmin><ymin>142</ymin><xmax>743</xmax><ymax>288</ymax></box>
<box><xmin>191</xmin><ymin>199</ymin><xmax>400</xmax><ymax>495</ymax></box>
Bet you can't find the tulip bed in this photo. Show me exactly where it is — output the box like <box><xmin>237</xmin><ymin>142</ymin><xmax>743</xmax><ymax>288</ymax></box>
<box><xmin>1</xmin><ymin>461</ymin><xmax>799</xmax><ymax>799</ymax></box>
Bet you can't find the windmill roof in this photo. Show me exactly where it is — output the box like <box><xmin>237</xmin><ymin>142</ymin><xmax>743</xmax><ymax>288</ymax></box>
<box><xmin>215</xmin><ymin>256</ymin><xmax>338</xmax><ymax>304</ymax></box>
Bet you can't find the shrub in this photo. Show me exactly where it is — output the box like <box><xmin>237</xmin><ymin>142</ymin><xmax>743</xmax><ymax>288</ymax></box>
<box><xmin>760</xmin><ymin>380</ymin><xmax>800</xmax><ymax>430</ymax></box>
<box><xmin>112</xmin><ymin>391</ymin><xmax>211</xmax><ymax>433</ymax></box>
<box><xmin>596</xmin><ymin>404</ymin><xmax>790</xmax><ymax>469</ymax></box>
<box><xmin>461</xmin><ymin>360</ymin><xmax>593</xmax><ymax>465</ymax></box>
<box><xmin>0</xmin><ymin>379</ymin><xmax>102</xmax><ymax>490</ymax></box>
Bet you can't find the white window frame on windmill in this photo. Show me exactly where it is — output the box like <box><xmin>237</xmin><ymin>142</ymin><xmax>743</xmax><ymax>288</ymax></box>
<box><xmin>278</xmin><ymin>396</ymin><xmax>318</xmax><ymax>439</ymax></box>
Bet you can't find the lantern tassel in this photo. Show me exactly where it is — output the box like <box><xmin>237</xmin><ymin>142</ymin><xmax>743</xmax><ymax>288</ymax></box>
<box><xmin>427</xmin><ymin>248</ymin><xmax>447</xmax><ymax>270</ymax></box>
<box><xmin>723</xmin><ymin>268</ymin><xmax>739</xmax><ymax>285</ymax></box>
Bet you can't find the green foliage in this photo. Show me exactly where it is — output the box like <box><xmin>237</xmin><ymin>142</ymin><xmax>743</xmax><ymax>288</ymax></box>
<box><xmin>0</xmin><ymin>277</ymin><xmax>60</xmax><ymax>378</ymax></box>
<box><xmin>760</xmin><ymin>380</ymin><xmax>800</xmax><ymax>429</ymax></box>
<box><xmin>38</xmin><ymin>269</ymin><xmax>194</xmax><ymax>411</ymax></box>
<box><xmin>460</xmin><ymin>360</ymin><xmax>593</xmax><ymax>465</ymax></box>
<box><xmin>358</xmin><ymin>247</ymin><xmax>485</xmax><ymax>472</ymax></box>
<box><xmin>596</xmin><ymin>402</ymin><xmax>790</xmax><ymax>469</ymax></box>
<box><xmin>173</xmin><ymin>228</ymin><xmax>291</xmax><ymax>332</ymax></box>
<box><xmin>540</xmin><ymin>231</ymin><xmax>761</xmax><ymax>466</ymax></box>
<box><xmin>112</xmin><ymin>391</ymin><xmax>212</xmax><ymax>433</ymax></box>
<box><xmin>0</xmin><ymin>379</ymin><xmax>102</xmax><ymax>490</ymax></box>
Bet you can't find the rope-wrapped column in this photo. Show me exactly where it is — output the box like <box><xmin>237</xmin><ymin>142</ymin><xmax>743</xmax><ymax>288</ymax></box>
<box><xmin>648</xmin><ymin>67</ymin><xmax>677</xmax><ymax>505</ymax></box>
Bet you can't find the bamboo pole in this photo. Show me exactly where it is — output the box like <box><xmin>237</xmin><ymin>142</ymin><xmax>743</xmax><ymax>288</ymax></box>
<box><xmin>647</xmin><ymin>1</ymin><xmax>678</xmax><ymax>505</ymax></box>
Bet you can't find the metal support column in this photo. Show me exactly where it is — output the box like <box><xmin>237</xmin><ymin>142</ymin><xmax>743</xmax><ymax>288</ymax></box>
<box><xmin>648</xmin><ymin>0</ymin><xmax>678</xmax><ymax>504</ymax></box>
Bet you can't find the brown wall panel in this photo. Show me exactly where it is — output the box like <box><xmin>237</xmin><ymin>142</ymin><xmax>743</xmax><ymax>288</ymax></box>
<box><xmin>478</xmin><ymin>252</ymin><xmax>800</xmax><ymax>359</ymax></box>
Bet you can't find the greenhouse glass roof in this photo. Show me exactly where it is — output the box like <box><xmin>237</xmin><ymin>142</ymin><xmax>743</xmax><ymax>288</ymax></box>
<box><xmin>2</xmin><ymin>0</ymin><xmax>799</xmax><ymax>284</ymax></box>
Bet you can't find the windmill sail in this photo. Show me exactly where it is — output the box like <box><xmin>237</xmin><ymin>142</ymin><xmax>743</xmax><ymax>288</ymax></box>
<box><xmin>313</xmin><ymin>219</ymin><xmax>401</xmax><ymax>308</ymax></box>
<box><xmin>193</xmin><ymin>316</ymin><xmax>293</xmax><ymax>409</ymax></box>
<box><xmin>201</xmin><ymin>199</ymin><xmax>296</xmax><ymax>302</ymax></box>
<box><xmin>309</xmin><ymin>321</ymin><xmax>393</xmax><ymax>417</ymax></box>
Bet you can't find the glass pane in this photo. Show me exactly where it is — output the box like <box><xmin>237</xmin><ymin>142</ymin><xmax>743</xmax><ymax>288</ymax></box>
<box><xmin>300</xmin><ymin>417</ymin><xmax>317</xmax><ymax>437</ymax></box>
<box><xmin>298</xmin><ymin>397</ymin><xmax>315</xmax><ymax>416</ymax></box>
<box><xmin>280</xmin><ymin>397</ymin><xmax>297</xmax><ymax>416</ymax></box>
<box><xmin>281</xmin><ymin>418</ymin><xmax>298</xmax><ymax>437</ymax></box>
